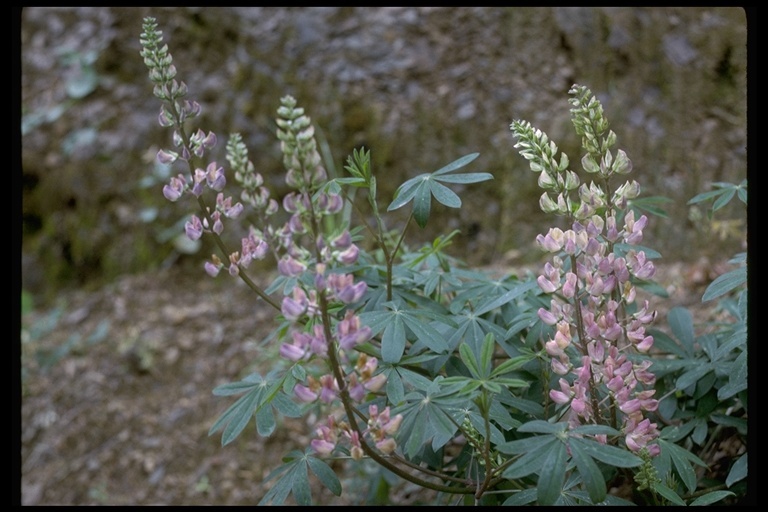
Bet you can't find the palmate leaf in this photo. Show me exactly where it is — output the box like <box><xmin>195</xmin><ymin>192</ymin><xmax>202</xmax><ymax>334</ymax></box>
<box><xmin>537</xmin><ymin>440</ymin><xmax>568</xmax><ymax>505</ymax></box>
<box><xmin>258</xmin><ymin>450</ymin><xmax>341</xmax><ymax>506</ymax></box>
<box><xmin>209</xmin><ymin>370</ymin><xmax>297</xmax><ymax>445</ymax></box>
<box><xmin>387</xmin><ymin>153</ymin><xmax>490</xmax><ymax>228</ymax></box>
<box><xmin>702</xmin><ymin>266</ymin><xmax>747</xmax><ymax>302</ymax></box>
<box><xmin>394</xmin><ymin>378</ymin><xmax>468</xmax><ymax>458</ymax></box>
<box><xmin>655</xmin><ymin>439</ymin><xmax>708</xmax><ymax>494</ymax></box>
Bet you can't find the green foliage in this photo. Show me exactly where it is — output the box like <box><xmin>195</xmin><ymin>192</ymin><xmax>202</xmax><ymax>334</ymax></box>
<box><xmin>139</xmin><ymin>16</ymin><xmax>747</xmax><ymax>505</ymax></box>
<box><xmin>387</xmin><ymin>152</ymin><xmax>492</xmax><ymax>228</ymax></box>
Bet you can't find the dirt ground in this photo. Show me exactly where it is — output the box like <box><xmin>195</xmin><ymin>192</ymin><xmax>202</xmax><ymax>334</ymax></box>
<box><xmin>19</xmin><ymin>257</ymin><xmax>737</xmax><ymax>505</ymax></box>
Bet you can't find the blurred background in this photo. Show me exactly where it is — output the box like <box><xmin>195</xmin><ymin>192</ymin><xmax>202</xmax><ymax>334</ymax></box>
<box><xmin>19</xmin><ymin>7</ymin><xmax>749</xmax><ymax>505</ymax></box>
<box><xmin>21</xmin><ymin>6</ymin><xmax>747</xmax><ymax>301</ymax></box>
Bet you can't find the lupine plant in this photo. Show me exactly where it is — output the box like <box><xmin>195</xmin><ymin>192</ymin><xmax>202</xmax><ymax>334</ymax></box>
<box><xmin>139</xmin><ymin>17</ymin><xmax>746</xmax><ymax>505</ymax></box>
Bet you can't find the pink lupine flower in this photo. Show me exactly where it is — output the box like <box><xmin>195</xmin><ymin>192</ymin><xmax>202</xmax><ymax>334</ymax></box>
<box><xmin>562</xmin><ymin>272</ymin><xmax>578</xmax><ymax>298</ymax></box>
<box><xmin>311</xmin><ymin>439</ymin><xmax>335</xmax><ymax>455</ymax></box>
<box><xmin>364</xmin><ymin>373</ymin><xmax>387</xmax><ymax>393</ymax></box>
<box><xmin>537</xmin><ymin>275</ymin><xmax>559</xmax><ymax>294</ymax></box>
<box><xmin>319</xmin><ymin>374</ymin><xmax>338</xmax><ymax>404</ymax></box>
<box><xmin>538</xmin><ymin>307</ymin><xmax>558</xmax><ymax>325</ymax></box>
<box><xmin>376</xmin><ymin>438</ymin><xmax>397</xmax><ymax>454</ymax></box>
<box><xmin>625</xmin><ymin>418</ymin><xmax>660</xmax><ymax>453</ymax></box>
<box><xmin>551</xmin><ymin>358</ymin><xmax>571</xmax><ymax>375</ymax></box>
<box><xmin>347</xmin><ymin>374</ymin><xmax>367</xmax><ymax>401</ymax></box>
<box><xmin>294</xmin><ymin>384</ymin><xmax>319</xmax><ymax>403</ymax></box>
<box><xmin>536</xmin><ymin>227</ymin><xmax>565</xmax><ymax>252</ymax></box>
<box><xmin>279</xmin><ymin>342</ymin><xmax>306</xmax><ymax>362</ymax></box>
<box><xmin>550</xmin><ymin>388</ymin><xmax>571</xmax><ymax>405</ymax></box>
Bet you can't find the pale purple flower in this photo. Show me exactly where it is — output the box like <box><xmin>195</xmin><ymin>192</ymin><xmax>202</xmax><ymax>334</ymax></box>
<box><xmin>240</xmin><ymin>230</ymin><xmax>268</xmax><ymax>268</ymax></box>
<box><xmin>191</xmin><ymin>168</ymin><xmax>207</xmax><ymax>196</ymax></box>
<box><xmin>278</xmin><ymin>256</ymin><xmax>307</xmax><ymax>277</ymax></box>
<box><xmin>562</xmin><ymin>272</ymin><xmax>578</xmax><ymax>298</ymax></box>
<box><xmin>337</xmin><ymin>244</ymin><xmax>360</xmax><ymax>265</ymax></box>
<box><xmin>550</xmin><ymin>389</ymin><xmax>571</xmax><ymax>405</ymax></box>
<box><xmin>204</xmin><ymin>260</ymin><xmax>221</xmax><ymax>277</ymax></box>
<box><xmin>336</xmin><ymin>281</ymin><xmax>367</xmax><ymax>304</ymax></box>
<box><xmin>311</xmin><ymin>439</ymin><xmax>335</xmax><ymax>455</ymax></box>
<box><xmin>206</xmin><ymin>161</ymin><xmax>226</xmax><ymax>191</ymax></box>
<box><xmin>279</xmin><ymin>342</ymin><xmax>306</xmax><ymax>362</ymax></box>
<box><xmin>163</xmin><ymin>174</ymin><xmax>186</xmax><ymax>201</ymax></box>
<box><xmin>281</xmin><ymin>288</ymin><xmax>308</xmax><ymax>321</ymax></box>
<box><xmin>185</xmin><ymin>215</ymin><xmax>203</xmax><ymax>240</ymax></box>
<box><xmin>537</xmin><ymin>275</ymin><xmax>559</xmax><ymax>294</ymax></box>
<box><xmin>347</xmin><ymin>374</ymin><xmax>367</xmax><ymax>402</ymax></box>
<box><xmin>625</xmin><ymin>418</ymin><xmax>659</xmax><ymax>453</ymax></box>
<box><xmin>294</xmin><ymin>384</ymin><xmax>318</xmax><ymax>403</ymax></box>
<box><xmin>537</xmin><ymin>307</ymin><xmax>558</xmax><ymax>325</ymax></box>
<box><xmin>157</xmin><ymin>108</ymin><xmax>174</xmax><ymax>127</ymax></box>
<box><xmin>536</xmin><ymin>227</ymin><xmax>564</xmax><ymax>252</ymax></box>
<box><xmin>210</xmin><ymin>211</ymin><xmax>223</xmax><ymax>235</ymax></box>
<box><xmin>319</xmin><ymin>374</ymin><xmax>338</xmax><ymax>404</ymax></box>
<box><xmin>157</xmin><ymin>148</ymin><xmax>178</xmax><ymax>164</ymax></box>
<box><xmin>364</xmin><ymin>373</ymin><xmax>387</xmax><ymax>393</ymax></box>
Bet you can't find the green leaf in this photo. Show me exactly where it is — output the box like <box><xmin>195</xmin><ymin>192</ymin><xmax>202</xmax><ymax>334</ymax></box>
<box><xmin>676</xmin><ymin>363</ymin><xmax>713</xmax><ymax>392</ymax></box>
<box><xmin>570</xmin><ymin>437</ymin><xmax>642</xmax><ymax>468</ymax></box>
<box><xmin>503</xmin><ymin>488</ymin><xmax>538</xmax><ymax>505</ymax></box>
<box><xmin>432</xmin><ymin>152</ymin><xmax>480</xmax><ymax>175</ymax></box>
<box><xmin>568</xmin><ymin>439</ymin><xmax>606</xmax><ymax>504</ymax></box>
<box><xmin>712</xmin><ymin>188</ymin><xmax>736</xmax><ymax>211</ymax></box>
<box><xmin>474</xmin><ymin>279</ymin><xmax>539</xmax><ymax>316</ymax></box>
<box><xmin>412</xmin><ymin>183</ymin><xmax>433</xmax><ymax>228</ymax></box>
<box><xmin>502</xmin><ymin>437</ymin><xmax>560</xmax><ymax>479</ymax></box>
<box><xmin>256</xmin><ymin>403</ymin><xmax>276</xmax><ymax>436</ymax></box>
<box><xmin>429</xmin><ymin>180</ymin><xmax>462</xmax><ymax>208</ymax></box>
<box><xmin>258</xmin><ymin>458</ymin><xmax>298</xmax><ymax>505</ymax></box>
<box><xmin>381</xmin><ymin>314</ymin><xmax>406</xmax><ymax>363</ymax></box>
<box><xmin>537</xmin><ymin>440</ymin><xmax>567</xmax><ymax>505</ymax></box>
<box><xmin>434</xmin><ymin>172</ymin><xmax>494</xmax><ymax>184</ymax></box>
<box><xmin>718</xmin><ymin>350</ymin><xmax>747</xmax><ymax>400</ymax></box>
<box><xmin>307</xmin><ymin>457</ymin><xmax>342</xmax><ymax>496</ymax></box>
<box><xmin>653</xmin><ymin>482</ymin><xmax>686</xmax><ymax>506</ymax></box>
<box><xmin>702</xmin><ymin>267</ymin><xmax>747</xmax><ymax>302</ymax></box>
<box><xmin>659</xmin><ymin>439</ymin><xmax>706</xmax><ymax>493</ymax></box>
<box><xmin>479</xmin><ymin>332</ymin><xmax>495</xmax><ymax>376</ymax></box>
<box><xmin>518</xmin><ymin>420</ymin><xmax>568</xmax><ymax>435</ymax></box>
<box><xmin>209</xmin><ymin>388</ymin><xmax>260</xmax><ymax>445</ymax></box>
<box><xmin>490</xmin><ymin>354</ymin><xmax>531</xmax><ymax>378</ymax></box>
<box><xmin>668</xmin><ymin>307</ymin><xmax>695</xmax><ymax>354</ymax></box>
<box><xmin>725</xmin><ymin>453</ymin><xmax>747</xmax><ymax>487</ymax></box>
<box><xmin>402</xmin><ymin>313</ymin><xmax>449</xmax><ymax>353</ymax></box>
<box><xmin>689</xmin><ymin>490</ymin><xmax>736</xmax><ymax>506</ymax></box>
<box><xmin>387</xmin><ymin>176</ymin><xmax>427</xmax><ymax>211</ymax></box>
<box><xmin>458</xmin><ymin>342</ymin><xmax>481</xmax><ymax>379</ymax></box>
<box><xmin>291</xmin><ymin>460</ymin><xmax>312</xmax><ymax>506</ymax></box>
